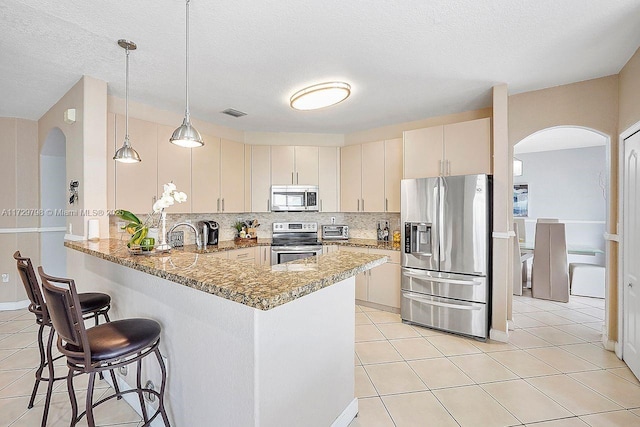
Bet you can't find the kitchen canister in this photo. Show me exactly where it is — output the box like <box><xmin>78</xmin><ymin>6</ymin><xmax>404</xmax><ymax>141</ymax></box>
<box><xmin>87</xmin><ymin>219</ymin><xmax>100</xmax><ymax>241</ymax></box>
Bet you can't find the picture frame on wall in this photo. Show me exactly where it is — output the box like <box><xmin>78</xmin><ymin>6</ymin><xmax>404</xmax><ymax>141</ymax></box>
<box><xmin>514</xmin><ymin>184</ymin><xmax>529</xmax><ymax>217</ymax></box>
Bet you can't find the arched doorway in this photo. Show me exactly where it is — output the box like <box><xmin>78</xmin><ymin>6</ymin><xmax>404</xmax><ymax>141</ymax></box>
<box><xmin>40</xmin><ymin>127</ymin><xmax>67</xmax><ymax>277</ymax></box>
<box><xmin>512</xmin><ymin>126</ymin><xmax>610</xmax><ymax>340</ymax></box>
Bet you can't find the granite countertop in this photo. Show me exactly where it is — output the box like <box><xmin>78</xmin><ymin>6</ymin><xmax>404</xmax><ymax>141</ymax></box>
<box><xmin>320</xmin><ymin>238</ymin><xmax>401</xmax><ymax>251</ymax></box>
<box><xmin>65</xmin><ymin>239</ymin><xmax>387</xmax><ymax>311</ymax></box>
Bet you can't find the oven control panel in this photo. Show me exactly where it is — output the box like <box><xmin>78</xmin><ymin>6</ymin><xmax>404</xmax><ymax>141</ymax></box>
<box><xmin>272</xmin><ymin>222</ymin><xmax>318</xmax><ymax>232</ymax></box>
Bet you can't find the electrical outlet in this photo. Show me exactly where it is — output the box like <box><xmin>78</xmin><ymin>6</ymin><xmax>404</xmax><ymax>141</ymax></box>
<box><xmin>144</xmin><ymin>380</ymin><xmax>156</xmax><ymax>402</ymax></box>
<box><xmin>118</xmin><ymin>364</ymin><xmax>128</xmax><ymax>376</ymax></box>
<box><xmin>1</xmin><ymin>274</ymin><xmax>9</xmax><ymax>283</ymax></box>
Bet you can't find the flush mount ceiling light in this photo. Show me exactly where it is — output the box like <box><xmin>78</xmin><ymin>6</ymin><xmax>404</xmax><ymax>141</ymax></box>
<box><xmin>113</xmin><ymin>39</ymin><xmax>142</xmax><ymax>163</ymax></box>
<box><xmin>170</xmin><ymin>0</ymin><xmax>204</xmax><ymax>148</ymax></box>
<box><xmin>290</xmin><ymin>82</ymin><xmax>351</xmax><ymax>111</ymax></box>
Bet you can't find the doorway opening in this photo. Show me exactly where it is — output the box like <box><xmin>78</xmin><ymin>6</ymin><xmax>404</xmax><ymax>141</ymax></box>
<box><xmin>40</xmin><ymin>127</ymin><xmax>67</xmax><ymax>277</ymax></box>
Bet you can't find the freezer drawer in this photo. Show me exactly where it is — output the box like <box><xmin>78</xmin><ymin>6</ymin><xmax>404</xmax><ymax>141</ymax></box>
<box><xmin>401</xmin><ymin>267</ymin><xmax>488</xmax><ymax>303</ymax></box>
<box><xmin>401</xmin><ymin>291</ymin><xmax>488</xmax><ymax>338</ymax></box>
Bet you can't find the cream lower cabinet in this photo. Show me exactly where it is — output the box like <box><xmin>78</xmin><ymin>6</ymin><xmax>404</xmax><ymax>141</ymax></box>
<box><xmin>338</xmin><ymin>246</ymin><xmax>400</xmax><ymax>309</ymax></box>
<box><xmin>255</xmin><ymin>246</ymin><xmax>271</xmax><ymax>265</ymax></box>
<box><xmin>227</xmin><ymin>247</ymin><xmax>255</xmax><ymax>264</ymax></box>
<box><xmin>403</xmin><ymin>117</ymin><xmax>491</xmax><ymax>179</ymax></box>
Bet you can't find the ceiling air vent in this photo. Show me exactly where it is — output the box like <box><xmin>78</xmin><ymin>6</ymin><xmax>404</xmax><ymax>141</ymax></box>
<box><xmin>221</xmin><ymin>108</ymin><xmax>247</xmax><ymax>118</ymax></box>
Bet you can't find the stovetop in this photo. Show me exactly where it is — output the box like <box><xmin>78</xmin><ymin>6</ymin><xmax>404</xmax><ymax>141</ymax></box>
<box><xmin>272</xmin><ymin>222</ymin><xmax>320</xmax><ymax>246</ymax></box>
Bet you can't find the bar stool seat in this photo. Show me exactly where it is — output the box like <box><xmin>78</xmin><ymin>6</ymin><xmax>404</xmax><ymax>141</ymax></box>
<box><xmin>65</xmin><ymin>318</ymin><xmax>161</xmax><ymax>362</ymax></box>
<box><xmin>13</xmin><ymin>251</ymin><xmax>118</xmax><ymax>427</ymax></box>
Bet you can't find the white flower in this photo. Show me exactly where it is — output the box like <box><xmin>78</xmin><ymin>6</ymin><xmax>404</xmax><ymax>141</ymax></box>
<box><xmin>174</xmin><ymin>191</ymin><xmax>188</xmax><ymax>203</ymax></box>
<box><xmin>163</xmin><ymin>182</ymin><xmax>177</xmax><ymax>194</ymax></box>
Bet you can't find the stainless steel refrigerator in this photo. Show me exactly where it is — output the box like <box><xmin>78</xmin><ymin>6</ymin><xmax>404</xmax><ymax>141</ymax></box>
<box><xmin>401</xmin><ymin>174</ymin><xmax>492</xmax><ymax>339</ymax></box>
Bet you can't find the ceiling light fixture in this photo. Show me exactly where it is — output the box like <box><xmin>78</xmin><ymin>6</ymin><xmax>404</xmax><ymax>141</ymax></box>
<box><xmin>113</xmin><ymin>39</ymin><xmax>142</xmax><ymax>163</ymax></box>
<box><xmin>170</xmin><ymin>0</ymin><xmax>204</xmax><ymax>148</ymax></box>
<box><xmin>290</xmin><ymin>82</ymin><xmax>351</xmax><ymax>111</ymax></box>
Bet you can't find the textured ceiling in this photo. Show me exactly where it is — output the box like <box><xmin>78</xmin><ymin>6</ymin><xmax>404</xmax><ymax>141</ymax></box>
<box><xmin>2</xmin><ymin>0</ymin><xmax>640</xmax><ymax>133</ymax></box>
<box><xmin>515</xmin><ymin>127</ymin><xmax>607</xmax><ymax>154</ymax></box>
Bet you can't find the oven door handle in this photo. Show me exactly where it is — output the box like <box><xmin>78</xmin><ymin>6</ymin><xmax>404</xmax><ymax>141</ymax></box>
<box><xmin>271</xmin><ymin>245</ymin><xmax>322</xmax><ymax>252</ymax></box>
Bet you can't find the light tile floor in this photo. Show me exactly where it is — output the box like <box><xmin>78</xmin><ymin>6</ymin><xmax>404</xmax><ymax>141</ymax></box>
<box><xmin>350</xmin><ymin>290</ymin><xmax>640</xmax><ymax>427</ymax></box>
<box><xmin>1</xmin><ymin>290</ymin><xmax>639</xmax><ymax>426</ymax></box>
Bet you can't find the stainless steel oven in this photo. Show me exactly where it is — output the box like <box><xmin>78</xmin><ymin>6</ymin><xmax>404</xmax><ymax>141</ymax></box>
<box><xmin>270</xmin><ymin>222</ymin><xmax>322</xmax><ymax>265</ymax></box>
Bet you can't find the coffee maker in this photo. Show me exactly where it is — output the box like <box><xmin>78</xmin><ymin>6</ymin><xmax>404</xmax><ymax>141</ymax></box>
<box><xmin>198</xmin><ymin>220</ymin><xmax>219</xmax><ymax>246</ymax></box>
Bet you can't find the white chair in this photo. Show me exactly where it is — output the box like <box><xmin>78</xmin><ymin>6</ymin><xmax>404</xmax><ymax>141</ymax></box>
<box><xmin>513</xmin><ymin>222</ymin><xmax>523</xmax><ymax>296</ymax></box>
<box><xmin>514</xmin><ymin>218</ymin><xmax>528</xmax><ymax>284</ymax></box>
<box><xmin>532</xmin><ymin>222</ymin><xmax>569</xmax><ymax>302</ymax></box>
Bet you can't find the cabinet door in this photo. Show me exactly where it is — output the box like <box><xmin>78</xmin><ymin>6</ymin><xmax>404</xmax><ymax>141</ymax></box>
<box><xmin>107</xmin><ymin>113</ymin><xmax>116</xmax><ymax>211</ymax></box>
<box><xmin>294</xmin><ymin>146</ymin><xmax>319</xmax><ymax>185</ymax></box>
<box><xmin>369</xmin><ymin>262</ymin><xmax>401</xmax><ymax>309</ymax></box>
<box><xmin>361</xmin><ymin>140</ymin><xmax>385</xmax><ymax>212</ymax></box>
<box><xmin>270</xmin><ymin>146</ymin><xmax>295</xmax><ymax>185</ymax></box>
<box><xmin>340</xmin><ymin>144</ymin><xmax>362</xmax><ymax>212</ymax></box>
<box><xmin>251</xmin><ymin>145</ymin><xmax>271</xmax><ymax>212</ymax></box>
<box><xmin>244</xmin><ymin>145</ymin><xmax>252</xmax><ymax>212</ymax></box>
<box><xmin>192</xmin><ymin>135</ymin><xmax>221</xmax><ymax>213</ymax></box>
<box><xmin>115</xmin><ymin>116</ymin><xmax>158</xmax><ymax>214</ymax></box>
<box><xmin>403</xmin><ymin>126</ymin><xmax>443</xmax><ymax>179</ymax></box>
<box><xmin>157</xmin><ymin>125</ymin><xmax>192</xmax><ymax>213</ymax></box>
<box><xmin>384</xmin><ymin>138</ymin><xmax>402</xmax><ymax>212</ymax></box>
<box><xmin>220</xmin><ymin>139</ymin><xmax>245</xmax><ymax>213</ymax></box>
<box><xmin>255</xmin><ymin>246</ymin><xmax>271</xmax><ymax>265</ymax></box>
<box><xmin>318</xmin><ymin>146</ymin><xmax>339</xmax><ymax>212</ymax></box>
<box><xmin>228</xmin><ymin>247</ymin><xmax>255</xmax><ymax>263</ymax></box>
<box><xmin>443</xmin><ymin>118</ymin><xmax>491</xmax><ymax>176</ymax></box>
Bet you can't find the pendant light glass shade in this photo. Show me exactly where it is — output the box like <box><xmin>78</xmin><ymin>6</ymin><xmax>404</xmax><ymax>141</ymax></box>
<box><xmin>171</xmin><ymin>0</ymin><xmax>204</xmax><ymax>148</ymax></box>
<box><xmin>114</xmin><ymin>39</ymin><xmax>142</xmax><ymax>163</ymax></box>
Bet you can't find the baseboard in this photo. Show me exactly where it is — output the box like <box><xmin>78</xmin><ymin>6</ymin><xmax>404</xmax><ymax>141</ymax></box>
<box><xmin>0</xmin><ymin>300</ymin><xmax>30</xmax><ymax>311</ymax></box>
<box><xmin>490</xmin><ymin>328</ymin><xmax>509</xmax><ymax>343</ymax></box>
<box><xmin>615</xmin><ymin>341</ymin><xmax>623</xmax><ymax>359</ymax></box>
<box><xmin>332</xmin><ymin>398</ymin><xmax>358</xmax><ymax>427</ymax></box>
<box><xmin>601</xmin><ymin>332</ymin><xmax>618</xmax><ymax>353</ymax></box>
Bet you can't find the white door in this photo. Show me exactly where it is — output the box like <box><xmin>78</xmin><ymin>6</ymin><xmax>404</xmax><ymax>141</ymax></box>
<box><xmin>623</xmin><ymin>129</ymin><xmax>640</xmax><ymax>379</ymax></box>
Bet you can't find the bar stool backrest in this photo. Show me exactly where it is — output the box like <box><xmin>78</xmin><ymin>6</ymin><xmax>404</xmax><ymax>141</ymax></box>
<box><xmin>13</xmin><ymin>251</ymin><xmax>46</xmax><ymax>317</ymax></box>
<box><xmin>37</xmin><ymin>267</ymin><xmax>91</xmax><ymax>366</ymax></box>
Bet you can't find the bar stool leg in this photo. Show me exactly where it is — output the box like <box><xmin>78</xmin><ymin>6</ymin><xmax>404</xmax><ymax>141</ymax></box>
<box><xmin>67</xmin><ymin>368</ymin><xmax>78</xmax><ymax>427</ymax></box>
<box><xmin>28</xmin><ymin>323</ymin><xmax>46</xmax><ymax>409</ymax></box>
<box><xmin>86</xmin><ymin>372</ymin><xmax>97</xmax><ymax>427</ymax></box>
<box><xmin>155</xmin><ymin>348</ymin><xmax>171</xmax><ymax>426</ymax></box>
<box><xmin>40</xmin><ymin>327</ymin><xmax>56</xmax><ymax>427</ymax></box>
<box><xmin>136</xmin><ymin>356</ymin><xmax>150</xmax><ymax>424</ymax></box>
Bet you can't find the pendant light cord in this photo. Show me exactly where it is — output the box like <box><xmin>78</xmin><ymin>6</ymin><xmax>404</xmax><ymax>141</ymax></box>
<box><xmin>124</xmin><ymin>46</ymin><xmax>130</xmax><ymax>146</ymax></box>
<box><xmin>184</xmin><ymin>0</ymin><xmax>191</xmax><ymax>122</ymax></box>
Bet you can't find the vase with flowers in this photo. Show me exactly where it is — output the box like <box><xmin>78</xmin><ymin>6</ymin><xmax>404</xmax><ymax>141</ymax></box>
<box><xmin>116</xmin><ymin>182</ymin><xmax>188</xmax><ymax>253</ymax></box>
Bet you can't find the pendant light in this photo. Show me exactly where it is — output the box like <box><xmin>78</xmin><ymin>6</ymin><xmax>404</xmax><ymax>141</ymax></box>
<box><xmin>170</xmin><ymin>0</ymin><xmax>204</xmax><ymax>148</ymax></box>
<box><xmin>113</xmin><ymin>39</ymin><xmax>142</xmax><ymax>163</ymax></box>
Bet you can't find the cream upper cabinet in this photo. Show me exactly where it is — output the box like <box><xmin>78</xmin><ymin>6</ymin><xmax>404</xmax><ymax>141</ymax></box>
<box><xmin>403</xmin><ymin>118</ymin><xmax>491</xmax><ymax>178</ymax></box>
<box><xmin>403</xmin><ymin>126</ymin><xmax>443</xmax><ymax>179</ymax></box>
<box><xmin>270</xmin><ymin>145</ymin><xmax>319</xmax><ymax>185</ymax></box>
<box><xmin>270</xmin><ymin>146</ymin><xmax>295</xmax><ymax>185</ymax></box>
<box><xmin>220</xmin><ymin>139</ymin><xmax>245</xmax><ymax>213</ymax></box>
<box><xmin>114</xmin><ymin>115</ymin><xmax>158</xmax><ymax>214</ymax></box>
<box><xmin>443</xmin><ymin>118</ymin><xmax>491</xmax><ymax>176</ymax></box>
<box><xmin>157</xmin><ymin>125</ymin><xmax>192</xmax><ymax>213</ymax></box>
<box><xmin>340</xmin><ymin>144</ymin><xmax>362</xmax><ymax>212</ymax></box>
<box><xmin>294</xmin><ymin>146</ymin><xmax>319</xmax><ymax>185</ymax></box>
<box><xmin>192</xmin><ymin>135</ymin><xmax>221</xmax><ymax>213</ymax></box>
<box><xmin>361</xmin><ymin>140</ymin><xmax>385</xmax><ymax>212</ymax></box>
<box><xmin>250</xmin><ymin>145</ymin><xmax>271</xmax><ymax>213</ymax></box>
<box><xmin>318</xmin><ymin>146</ymin><xmax>339</xmax><ymax>212</ymax></box>
<box><xmin>384</xmin><ymin>138</ymin><xmax>403</xmax><ymax>212</ymax></box>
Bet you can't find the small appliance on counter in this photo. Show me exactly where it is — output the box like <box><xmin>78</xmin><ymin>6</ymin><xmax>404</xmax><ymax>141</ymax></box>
<box><xmin>198</xmin><ymin>220</ymin><xmax>219</xmax><ymax>246</ymax></box>
<box><xmin>321</xmin><ymin>224</ymin><xmax>349</xmax><ymax>240</ymax></box>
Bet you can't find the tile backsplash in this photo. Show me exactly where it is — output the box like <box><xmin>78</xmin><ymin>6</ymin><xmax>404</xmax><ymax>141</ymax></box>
<box><xmin>110</xmin><ymin>212</ymin><xmax>401</xmax><ymax>244</ymax></box>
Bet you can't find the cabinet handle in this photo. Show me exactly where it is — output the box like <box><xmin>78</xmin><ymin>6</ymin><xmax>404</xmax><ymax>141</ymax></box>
<box><xmin>222</xmin><ymin>198</ymin><xmax>225</xmax><ymax>212</ymax></box>
<box><xmin>447</xmin><ymin>160</ymin><xmax>451</xmax><ymax>176</ymax></box>
<box><xmin>237</xmin><ymin>252</ymin><xmax>248</xmax><ymax>258</ymax></box>
<box><xmin>296</xmin><ymin>172</ymin><xmax>299</xmax><ymax>184</ymax></box>
<box><xmin>362</xmin><ymin>199</ymin><xmax>365</xmax><ymax>211</ymax></box>
<box><xmin>357</xmin><ymin>199</ymin><xmax>360</xmax><ymax>212</ymax></box>
<box><xmin>385</xmin><ymin>198</ymin><xmax>388</xmax><ymax>212</ymax></box>
<box><xmin>217</xmin><ymin>198</ymin><xmax>220</xmax><ymax>212</ymax></box>
<box><xmin>292</xmin><ymin>172</ymin><xmax>294</xmax><ymax>184</ymax></box>
<box><xmin>263</xmin><ymin>248</ymin><xmax>266</xmax><ymax>262</ymax></box>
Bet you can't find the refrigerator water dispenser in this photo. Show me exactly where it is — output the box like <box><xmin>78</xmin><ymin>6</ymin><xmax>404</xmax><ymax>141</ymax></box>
<box><xmin>405</xmin><ymin>222</ymin><xmax>432</xmax><ymax>255</ymax></box>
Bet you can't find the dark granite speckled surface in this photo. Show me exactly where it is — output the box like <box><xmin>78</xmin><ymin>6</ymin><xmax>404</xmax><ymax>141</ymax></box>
<box><xmin>65</xmin><ymin>239</ymin><xmax>387</xmax><ymax>310</ymax></box>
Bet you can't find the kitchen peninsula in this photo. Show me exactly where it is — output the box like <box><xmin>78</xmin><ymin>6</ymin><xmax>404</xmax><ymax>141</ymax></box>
<box><xmin>64</xmin><ymin>239</ymin><xmax>387</xmax><ymax>427</ymax></box>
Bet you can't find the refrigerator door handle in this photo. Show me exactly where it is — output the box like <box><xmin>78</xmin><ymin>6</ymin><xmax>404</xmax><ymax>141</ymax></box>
<box><xmin>438</xmin><ymin>177</ymin><xmax>447</xmax><ymax>263</ymax></box>
<box><xmin>402</xmin><ymin>271</ymin><xmax>482</xmax><ymax>286</ymax></box>
<box><xmin>403</xmin><ymin>292</ymin><xmax>482</xmax><ymax>311</ymax></box>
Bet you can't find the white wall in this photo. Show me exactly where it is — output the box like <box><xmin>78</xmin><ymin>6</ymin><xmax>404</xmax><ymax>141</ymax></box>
<box><xmin>40</xmin><ymin>147</ymin><xmax>66</xmax><ymax>277</ymax></box>
<box><xmin>514</xmin><ymin>146</ymin><xmax>606</xmax><ymax>266</ymax></box>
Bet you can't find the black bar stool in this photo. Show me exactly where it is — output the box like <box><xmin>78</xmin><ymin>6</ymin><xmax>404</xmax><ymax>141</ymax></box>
<box><xmin>13</xmin><ymin>251</ymin><xmax>119</xmax><ymax>427</ymax></box>
<box><xmin>38</xmin><ymin>267</ymin><xmax>171</xmax><ymax>427</ymax></box>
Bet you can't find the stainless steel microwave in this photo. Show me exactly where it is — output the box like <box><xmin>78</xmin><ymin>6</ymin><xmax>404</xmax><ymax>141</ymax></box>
<box><xmin>271</xmin><ymin>185</ymin><xmax>319</xmax><ymax>211</ymax></box>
